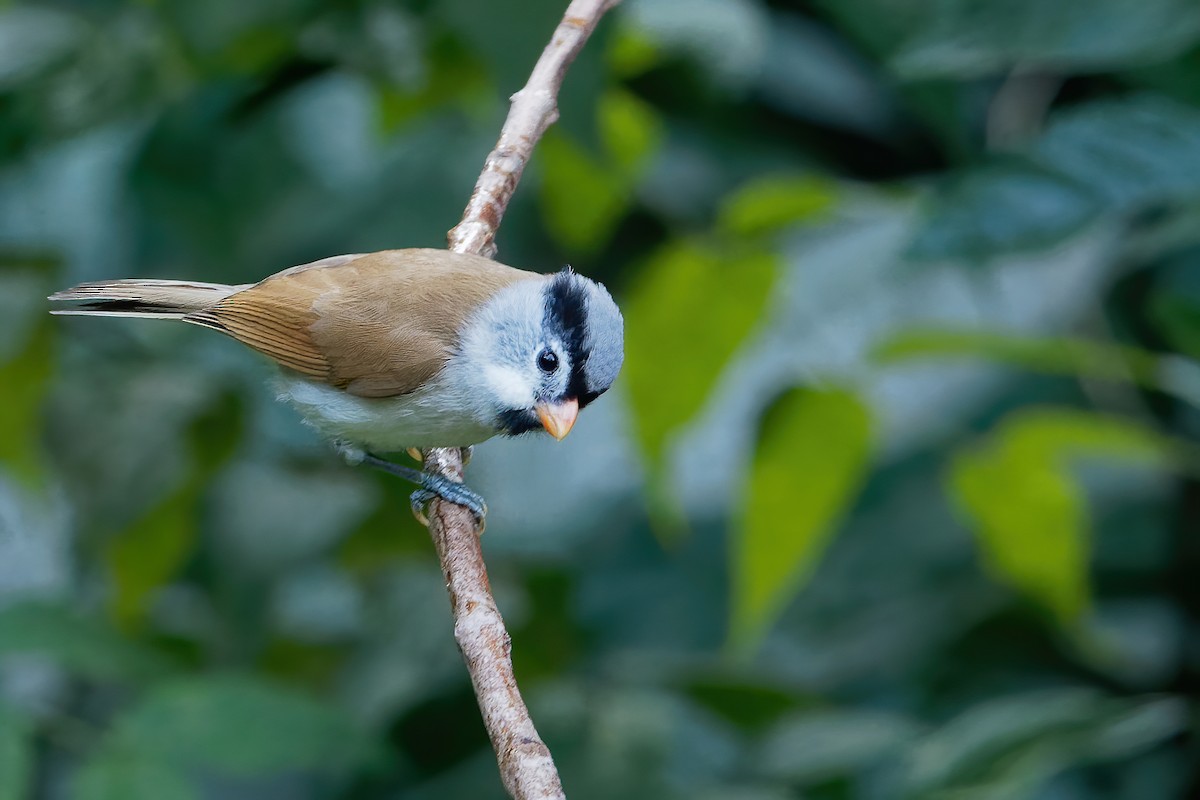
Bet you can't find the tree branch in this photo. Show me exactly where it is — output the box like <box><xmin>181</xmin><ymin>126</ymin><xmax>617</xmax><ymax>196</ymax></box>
<box><xmin>421</xmin><ymin>1</ymin><xmax>620</xmax><ymax>797</ymax></box>
<box><xmin>448</xmin><ymin>0</ymin><xmax>620</xmax><ymax>259</ymax></box>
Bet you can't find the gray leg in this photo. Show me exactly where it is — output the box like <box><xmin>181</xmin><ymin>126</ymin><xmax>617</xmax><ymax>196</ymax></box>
<box><xmin>359</xmin><ymin>452</ymin><xmax>487</xmax><ymax>531</ymax></box>
<box><xmin>334</xmin><ymin>440</ymin><xmax>367</xmax><ymax>466</ymax></box>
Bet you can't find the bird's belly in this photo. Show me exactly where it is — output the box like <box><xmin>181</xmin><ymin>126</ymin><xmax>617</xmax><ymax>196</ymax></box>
<box><xmin>276</xmin><ymin>376</ymin><xmax>498</xmax><ymax>452</ymax></box>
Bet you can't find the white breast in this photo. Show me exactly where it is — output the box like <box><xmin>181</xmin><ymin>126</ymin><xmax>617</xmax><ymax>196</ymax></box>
<box><xmin>276</xmin><ymin>372</ymin><xmax>500</xmax><ymax>452</ymax></box>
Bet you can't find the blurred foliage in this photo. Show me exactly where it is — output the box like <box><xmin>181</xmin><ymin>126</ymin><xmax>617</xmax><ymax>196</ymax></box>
<box><xmin>0</xmin><ymin>704</ymin><xmax>31</xmax><ymax>800</ymax></box>
<box><xmin>624</xmin><ymin>239</ymin><xmax>776</xmax><ymax>474</ymax></box>
<box><xmin>950</xmin><ymin>410</ymin><xmax>1175</xmax><ymax>626</ymax></box>
<box><xmin>732</xmin><ymin>387</ymin><xmax>870</xmax><ymax>651</ymax></box>
<box><xmin>1</xmin><ymin>0</ymin><xmax>1199</xmax><ymax>798</ymax></box>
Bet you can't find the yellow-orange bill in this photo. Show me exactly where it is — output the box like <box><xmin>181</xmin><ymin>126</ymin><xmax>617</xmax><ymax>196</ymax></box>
<box><xmin>536</xmin><ymin>398</ymin><xmax>579</xmax><ymax>441</ymax></box>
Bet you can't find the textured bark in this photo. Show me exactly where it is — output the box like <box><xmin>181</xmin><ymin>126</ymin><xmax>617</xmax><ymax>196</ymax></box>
<box><xmin>422</xmin><ymin>1</ymin><xmax>620</xmax><ymax>797</ymax></box>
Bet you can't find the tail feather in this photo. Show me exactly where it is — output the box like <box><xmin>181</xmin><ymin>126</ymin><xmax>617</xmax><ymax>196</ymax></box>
<box><xmin>49</xmin><ymin>279</ymin><xmax>247</xmax><ymax>319</ymax></box>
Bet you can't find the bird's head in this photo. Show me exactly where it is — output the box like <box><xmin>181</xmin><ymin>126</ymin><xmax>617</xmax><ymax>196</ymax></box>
<box><xmin>457</xmin><ymin>267</ymin><xmax>624</xmax><ymax>440</ymax></box>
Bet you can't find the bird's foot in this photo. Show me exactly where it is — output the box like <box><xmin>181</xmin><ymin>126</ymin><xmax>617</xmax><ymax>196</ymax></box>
<box><xmin>360</xmin><ymin>453</ymin><xmax>487</xmax><ymax>534</ymax></box>
<box><xmin>408</xmin><ymin>473</ymin><xmax>488</xmax><ymax>533</ymax></box>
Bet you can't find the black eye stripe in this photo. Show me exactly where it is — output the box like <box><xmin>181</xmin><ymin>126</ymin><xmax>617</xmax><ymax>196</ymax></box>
<box><xmin>544</xmin><ymin>269</ymin><xmax>590</xmax><ymax>400</ymax></box>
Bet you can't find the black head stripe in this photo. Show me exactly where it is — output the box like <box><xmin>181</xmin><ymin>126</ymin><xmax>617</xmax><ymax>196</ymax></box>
<box><xmin>545</xmin><ymin>268</ymin><xmax>591</xmax><ymax>401</ymax></box>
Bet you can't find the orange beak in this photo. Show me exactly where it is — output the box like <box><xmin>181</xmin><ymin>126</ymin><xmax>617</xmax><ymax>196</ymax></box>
<box><xmin>536</xmin><ymin>398</ymin><xmax>579</xmax><ymax>441</ymax></box>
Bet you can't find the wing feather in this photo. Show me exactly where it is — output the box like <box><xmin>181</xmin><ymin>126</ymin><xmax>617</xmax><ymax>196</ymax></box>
<box><xmin>187</xmin><ymin>249</ymin><xmax>534</xmax><ymax>398</ymax></box>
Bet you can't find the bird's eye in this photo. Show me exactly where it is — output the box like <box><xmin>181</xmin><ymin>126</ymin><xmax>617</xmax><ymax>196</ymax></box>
<box><xmin>537</xmin><ymin>349</ymin><xmax>559</xmax><ymax>373</ymax></box>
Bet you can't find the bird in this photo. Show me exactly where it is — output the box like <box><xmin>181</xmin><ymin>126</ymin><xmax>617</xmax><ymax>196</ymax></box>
<box><xmin>49</xmin><ymin>248</ymin><xmax>625</xmax><ymax>527</ymax></box>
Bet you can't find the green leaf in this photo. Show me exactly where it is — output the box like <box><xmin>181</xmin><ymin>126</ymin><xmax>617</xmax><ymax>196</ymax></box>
<box><xmin>756</xmin><ymin>708</ymin><xmax>918</xmax><ymax>783</ymax></box>
<box><xmin>624</xmin><ymin>240</ymin><xmax>777</xmax><ymax>469</ymax></box>
<box><xmin>0</xmin><ymin>602</ymin><xmax>174</xmax><ymax>681</ymax></box>
<box><xmin>683</xmin><ymin>677</ymin><xmax>803</xmax><ymax>732</ymax></box>
<box><xmin>105</xmin><ymin>391</ymin><xmax>241</xmax><ymax>629</ymax></box>
<box><xmin>907</xmin><ymin>160</ymin><xmax>1101</xmax><ymax>262</ymax></box>
<box><xmin>184</xmin><ymin>390</ymin><xmax>245</xmax><ymax>477</ymax></box>
<box><xmin>72</xmin><ymin>753</ymin><xmax>198</xmax><ymax>800</ymax></box>
<box><xmin>0</xmin><ymin>707</ymin><xmax>32</xmax><ymax>800</ymax></box>
<box><xmin>539</xmin><ymin>131</ymin><xmax>629</xmax><ymax>254</ymax></box>
<box><xmin>111</xmin><ymin>675</ymin><xmax>378</xmax><ymax>777</ymax></box>
<box><xmin>874</xmin><ymin>329</ymin><xmax>1163</xmax><ymax>387</ymax></box>
<box><xmin>904</xmin><ymin>689</ymin><xmax>1186</xmax><ymax>797</ymax></box>
<box><xmin>105</xmin><ymin>483</ymin><xmax>200</xmax><ymax>630</ymax></box>
<box><xmin>540</xmin><ymin>90</ymin><xmax>661</xmax><ymax>254</ymax></box>
<box><xmin>717</xmin><ymin>175</ymin><xmax>837</xmax><ymax>238</ymax></box>
<box><xmin>1032</xmin><ymin>95</ymin><xmax>1200</xmax><ymax>213</ymax></box>
<box><xmin>730</xmin><ymin>388</ymin><xmax>872</xmax><ymax>650</ymax></box>
<box><xmin>992</xmin><ymin>410</ymin><xmax>1171</xmax><ymax>466</ymax></box>
<box><xmin>0</xmin><ymin>315</ymin><xmax>53</xmax><ymax>487</ymax></box>
<box><xmin>875</xmin><ymin>328</ymin><xmax>1200</xmax><ymax>411</ymax></box>
<box><xmin>598</xmin><ymin>87</ymin><xmax>663</xmax><ymax>176</ymax></box>
<box><xmin>892</xmin><ymin>0</ymin><xmax>1200</xmax><ymax>79</ymax></box>
<box><xmin>606</xmin><ymin>24</ymin><xmax>660</xmax><ymax>78</ymax></box>
<box><xmin>949</xmin><ymin>410</ymin><xmax>1172</xmax><ymax>624</ymax></box>
<box><xmin>104</xmin><ymin>393</ymin><xmax>240</xmax><ymax>633</ymax></box>
<box><xmin>952</xmin><ymin>445</ymin><xmax>1089</xmax><ymax>624</ymax></box>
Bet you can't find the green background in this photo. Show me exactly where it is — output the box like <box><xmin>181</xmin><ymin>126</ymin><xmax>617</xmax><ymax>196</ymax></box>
<box><xmin>1</xmin><ymin>0</ymin><xmax>1199</xmax><ymax>797</ymax></box>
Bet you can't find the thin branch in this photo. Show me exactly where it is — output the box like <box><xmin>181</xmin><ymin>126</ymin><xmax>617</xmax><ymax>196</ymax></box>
<box><xmin>448</xmin><ymin>0</ymin><xmax>620</xmax><ymax>259</ymax></box>
<box><xmin>422</xmin><ymin>1</ymin><xmax>620</xmax><ymax>798</ymax></box>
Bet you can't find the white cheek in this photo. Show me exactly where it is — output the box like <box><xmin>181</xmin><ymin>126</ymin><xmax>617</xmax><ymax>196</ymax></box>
<box><xmin>483</xmin><ymin>364</ymin><xmax>533</xmax><ymax>408</ymax></box>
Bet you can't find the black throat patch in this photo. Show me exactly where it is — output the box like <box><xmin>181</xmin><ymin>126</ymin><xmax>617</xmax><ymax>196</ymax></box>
<box><xmin>496</xmin><ymin>408</ymin><xmax>542</xmax><ymax>437</ymax></box>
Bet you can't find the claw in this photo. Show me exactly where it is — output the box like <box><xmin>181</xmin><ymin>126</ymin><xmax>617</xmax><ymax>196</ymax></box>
<box><xmin>410</xmin><ymin>489</ymin><xmax>432</xmax><ymax>527</ymax></box>
<box><xmin>407</xmin><ymin>488</ymin><xmax>485</xmax><ymax>533</ymax></box>
<box><xmin>361</xmin><ymin>453</ymin><xmax>487</xmax><ymax>534</ymax></box>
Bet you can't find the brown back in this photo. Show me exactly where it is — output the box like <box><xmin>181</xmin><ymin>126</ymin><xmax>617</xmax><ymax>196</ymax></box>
<box><xmin>187</xmin><ymin>249</ymin><xmax>535</xmax><ymax>397</ymax></box>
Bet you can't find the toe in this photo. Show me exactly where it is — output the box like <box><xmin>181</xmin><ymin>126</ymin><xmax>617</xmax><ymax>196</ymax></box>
<box><xmin>409</xmin><ymin>489</ymin><xmax>433</xmax><ymax>527</ymax></box>
<box><xmin>414</xmin><ymin>474</ymin><xmax>488</xmax><ymax>534</ymax></box>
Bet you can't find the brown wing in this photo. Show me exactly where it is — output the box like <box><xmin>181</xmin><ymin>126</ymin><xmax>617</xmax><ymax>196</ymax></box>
<box><xmin>186</xmin><ymin>249</ymin><xmax>536</xmax><ymax>398</ymax></box>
